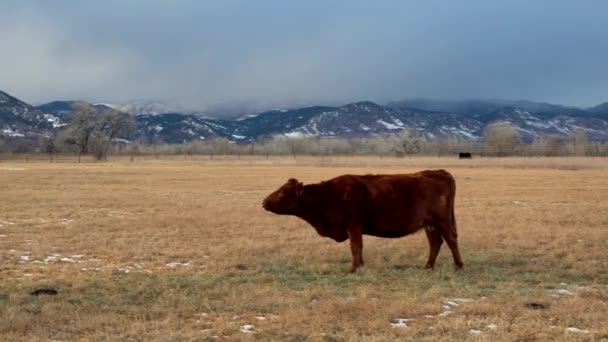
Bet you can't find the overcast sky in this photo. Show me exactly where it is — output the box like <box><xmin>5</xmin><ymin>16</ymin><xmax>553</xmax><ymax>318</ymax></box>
<box><xmin>1</xmin><ymin>1</ymin><xmax>607</xmax><ymax>113</ymax></box>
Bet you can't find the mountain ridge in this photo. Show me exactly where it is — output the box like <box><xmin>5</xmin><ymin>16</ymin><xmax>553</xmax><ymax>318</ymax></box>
<box><xmin>2</xmin><ymin>89</ymin><xmax>608</xmax><ymax>145</ymax></box>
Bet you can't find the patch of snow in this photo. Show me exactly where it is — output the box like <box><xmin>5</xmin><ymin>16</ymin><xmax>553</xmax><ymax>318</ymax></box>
<box><xmin>118</xmin><ymin>266</ymin><xmax>135</xmax><ymax>273</ymax></box>
<box><xmin>486</xmin><ymin>324</ymin><xmax>497</xmax><ymax>330</ymax></box>
<box><xmin>450</xmin><ymin>298</ymin><xmax>473</xmax><ymax>303</ymax></box>
<box><xmin>112</xmin><ymin>138</ymin><xmax>130</xmax><ymax>144</ymax></box>
<box><xmin>204</xmin><ymin>121</ymin><xmax>226</xmax><ymax>130</ymax></box>
<box><xmin>1</xmin><ymin>128</ymin><xmax>25</xmax><ymax>137</ymax></box>
<box><xmin>60</xmin><ymin>257</ymin><xmax>76</xmax><ymax>263</ymax></box>
<box><xmin>438</xmin><ymin>310</ymin><xmax>452</xmax><ymax>317</ymax></box>
<box><xmin>255</xmin><ymin>316</ymin><xmax>266</xmax><ymax>321</ymax></box>
<box><xmin>548</xmin><ymin>289</ymin><xmax>575</xmax><ymax>296</ymax></box>
<box><xmin>284</xmin><ymin>131</ymin><xmax>308</xmax><ymax>138</ymax></box>
<box><xmin>240</xmin><ymin>324</ymin><xmax>254</xmax><ymax>333</ymax></box>
<box><xmin>555</xmin><ymin>126</ymin><xmax>571</xmax><ymax>134</ymax></box>
<box><xmin>526</xmin><ymin>120</ymin><xmax>551</xmax><ymax>129</ymax></box>
<box><xmin>44</xmin><ymin>256</ymin><xmax>58</xmax><ymax>263</ymax></box>
<box><xmin>445</xmin><ymin>301</ymin><xmax>459</xmax><ymax>307</ymax></box>
<box><xmin>455</xmin><ymin>129</ymin><xmax>479</xmax><ymax>140</ymax></box>
<box><xmin>232</xmin><ymin>134</ymin><xmax>245</xmax><ymax>140</ymax></box>
<box><xmin>378</xmin><ymin>119</ymin><xmax>401</xmax><ymax>130</ymax></box>
<box><xmin>565</xmin><ymin>327</ymin><xmax>589</xmax><ymax>334</ymax></box>
<box><xmin>390</xmin><ymin>318</ymin><xmax>410</xmax><ymax>328</ymax></box>
<box><xmin>469</xmin><ymin>329</ymin><xmax>482</xmax><ymax>336</ymax></box>
<box><xmin>20</xmin><ymin>255</ymin><xmax>30</xmax><ymax>261</ymax></box>
<box><xmin>44</xmin><ymin>114</ymin><xmax>66</xmax><ymax>128</ymax></box>
<box><xmin>166</xmin><ymin>261</ymin><xmax>192</xmax><ymax>267</ymax></box>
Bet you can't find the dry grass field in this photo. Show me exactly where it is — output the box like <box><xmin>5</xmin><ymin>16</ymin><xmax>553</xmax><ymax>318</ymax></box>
<box><xmin>1</xmin><ymin>156</ymin><xmax>607</xmax><ymax>341</ymax></box>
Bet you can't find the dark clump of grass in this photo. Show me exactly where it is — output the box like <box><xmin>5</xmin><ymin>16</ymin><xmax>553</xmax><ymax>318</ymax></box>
<box><xmin>121</xmin><ymin>286</ymin><xmax>162</xmax><ymax>306</ymax></box>
<box><xmin>0</xmin><ymin>293</ymin><xmax>9</xmax><ymax>303</ymax></box>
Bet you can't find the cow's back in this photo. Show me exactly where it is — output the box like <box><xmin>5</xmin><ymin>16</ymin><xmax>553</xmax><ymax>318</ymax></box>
<box><xmin>335</xmin><ymin>170</ymin><xmax>455</xmax><ymax>238</ymax></box>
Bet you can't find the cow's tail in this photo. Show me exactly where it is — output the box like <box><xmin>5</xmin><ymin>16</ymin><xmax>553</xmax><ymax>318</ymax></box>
<box><xmin>449</xmin><ymin>173</ymin><xmax>458</xmax><ymax>238</ymax></box>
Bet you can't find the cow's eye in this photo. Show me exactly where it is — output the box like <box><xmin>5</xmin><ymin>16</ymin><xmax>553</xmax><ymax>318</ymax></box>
<box><xmin>278</xmin><ymin>191</ymin><xmax>285</xmax><ymax>197</ymax></box>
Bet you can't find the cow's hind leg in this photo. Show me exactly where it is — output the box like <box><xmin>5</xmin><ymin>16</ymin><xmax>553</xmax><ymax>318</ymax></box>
<box><xmin>424</xmin><ymin>226</ymin><xmax>443</xmax><ymax>269</ymax></box>
<box><xmin>347</xmin><ymin>224</ymin><xmax>364</xmax><ymax>273</ymax></box>
<box><xmin>437</xmin><ymin>220</ymin><xmax>464</xmax><ymax>269</ymax></box>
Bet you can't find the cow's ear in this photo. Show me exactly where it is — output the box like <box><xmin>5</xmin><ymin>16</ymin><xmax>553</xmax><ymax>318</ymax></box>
<box><xmin>296</xmin><ymin>181</ymin><xmax>304</xmax><ymax>196</ymax></box>
<box><xmin>287</xmin><ymin>178</ymin><xmax>298</xmax><ymax>184</ymax></box>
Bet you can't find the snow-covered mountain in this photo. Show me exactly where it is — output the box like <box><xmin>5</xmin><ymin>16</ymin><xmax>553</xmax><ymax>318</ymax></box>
<box><xmin>136</xmin><ymin>113</ymin><xmax>237</xmax><ymax>143</ymax></box>
<box><xmin>0</xmin><ymin>90</ymin><xmax>64</xmax><ymax>143</ymax></box>
<box><xmin>2</xmin><ymin>89</ymin><xmax>608</xmax><ymax>145</ymax></box>
<box><xmin>130</xmin><ymin>101</ymin><xmax>608</xmax><ymax>143</ymax></box>
<box><xmin>98</xmin><ymin>100</ymin><xmax>200</xmax><ymax>116</ymax></box>
<box><xmin>37</xmin><ymin>101</ymin><xmax>115</xmax><ymax>120</ymax></box>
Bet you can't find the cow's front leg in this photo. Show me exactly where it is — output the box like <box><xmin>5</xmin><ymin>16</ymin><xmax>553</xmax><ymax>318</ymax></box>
<box><xmin>347</xmin><ymin>224</ymin><xmax>364</xmax><ymax>273</ymax></box>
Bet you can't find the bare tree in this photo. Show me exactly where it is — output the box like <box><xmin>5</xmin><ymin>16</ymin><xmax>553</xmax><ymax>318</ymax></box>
<box><xmin>39</xmin><ymin>136</ymin><xmax>56</xmax><ymax>162</ymax></box>
<box><xmin>0</xmin><ymin>137</ymin><xmax>7</xmax><ymax>153</ymax></box>
<box><xmin>542</xmin><ymin>135</ymin><xmax>567</xmax><ymax>156</ymax></box>
<box><xmin>483</xmin><ymin>122</ymin><xmax>521</xmax><ymax>156</ymax></box>
<box><xmin>572</xmin><ymin>127</ymin><xmax>588</xmax><ymax>156</ymax></box>
<box><xmin>91</xmin><ymin>110</ymin><xmax>135</xmax><ymax>160</ymax></box>
<box><xmin>392</xmin><ymin>129</ymin><xmax>423</xmax><ymax>157</ymax></box>
<box><xmin>59</xmin><ymin>102</ymin><xmax>135</xmax><ymax>162</ymax></box>
<box><xmin>69</xmin><ymin>102</ymin><xmax>98</xmax><ymax>162</ymax></box>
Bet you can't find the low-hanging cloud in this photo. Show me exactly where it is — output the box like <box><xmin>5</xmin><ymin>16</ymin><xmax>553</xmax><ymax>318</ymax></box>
<box><xmin>2</xmin><ymin>0</ymin><xmax>608</xmax><ymax>114</ymax></box>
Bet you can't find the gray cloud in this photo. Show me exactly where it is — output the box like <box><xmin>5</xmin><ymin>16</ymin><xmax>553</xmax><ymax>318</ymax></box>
<box><xmin>1</xmin><ymin>0</ymin><xmax>608</xmax><ymax>114</ymax></box>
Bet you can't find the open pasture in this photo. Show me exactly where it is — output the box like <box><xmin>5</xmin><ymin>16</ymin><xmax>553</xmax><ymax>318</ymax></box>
<box><xmin>1</xmin><ymin>156</ymin><xmax>607</xmax><ymax>341</ymax></box>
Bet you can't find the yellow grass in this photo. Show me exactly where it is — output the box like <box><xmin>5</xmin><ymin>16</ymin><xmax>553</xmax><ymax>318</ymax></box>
<box><xmin>1</xmin><ymin>156</ymin><xmax>607</xmax><ymax>341</ymax></box>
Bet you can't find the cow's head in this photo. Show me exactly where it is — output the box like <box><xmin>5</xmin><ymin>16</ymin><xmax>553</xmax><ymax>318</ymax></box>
<box><xmin>262</xmin><ymin>178</ymin><xmax>304</xmax><ymax>215</ymax></box>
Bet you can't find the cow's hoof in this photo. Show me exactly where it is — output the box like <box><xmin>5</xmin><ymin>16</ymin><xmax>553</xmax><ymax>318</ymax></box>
<box><xmin>424</xmin><ymin>264</ymin><xmax>435</xmax><ymax>270</ymax></box>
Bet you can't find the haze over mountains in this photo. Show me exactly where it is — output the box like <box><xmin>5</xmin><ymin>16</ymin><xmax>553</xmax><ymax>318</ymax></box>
<box><xmin>2</xmin><ymin>89</ymin><xmax>608</xmax><ymax>145</ymax></box>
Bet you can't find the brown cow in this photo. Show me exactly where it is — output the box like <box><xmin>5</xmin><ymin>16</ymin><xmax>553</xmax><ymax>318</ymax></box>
<box><xmin>262</xmin><ymin>169</ymin><xmax>463</xmax><ymax>273</ymax></box>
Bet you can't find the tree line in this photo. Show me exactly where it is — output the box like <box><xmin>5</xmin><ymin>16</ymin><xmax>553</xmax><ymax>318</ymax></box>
<box><xmin>1</xmin><ymin>105</ymin><xmax>608</xmax><ymax>159</ymax></box>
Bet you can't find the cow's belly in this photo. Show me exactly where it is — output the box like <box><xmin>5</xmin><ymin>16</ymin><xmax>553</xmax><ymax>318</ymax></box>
<box><xmin>364</xmin><ymin>215</ymin><xmax>425</xmax><ymax>238</ymax></box>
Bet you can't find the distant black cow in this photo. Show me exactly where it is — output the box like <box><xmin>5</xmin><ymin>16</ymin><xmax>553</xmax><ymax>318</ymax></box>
<box><xmin>262</xmin><ymin>170</ymin><xmax>463</xmax><ymax>273</ymax></box>
<box><xmin>458</xmin><ymin>152</ymin><xmax>472</xmax><ymax>159</ymax></box>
